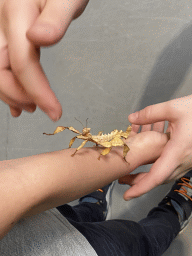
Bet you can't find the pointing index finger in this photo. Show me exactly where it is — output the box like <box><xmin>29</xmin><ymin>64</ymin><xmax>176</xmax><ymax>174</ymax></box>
<box><xmin>5</xmin><ymin>0</ymin><xmax>62</xmax><ymax>121</ymax></box>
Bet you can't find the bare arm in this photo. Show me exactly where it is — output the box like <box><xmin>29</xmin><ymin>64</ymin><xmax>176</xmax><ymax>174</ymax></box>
<box><xmin>0</xmin><ymin>130</ymin><xmax>168</xmax><ymax>239</ymax></box>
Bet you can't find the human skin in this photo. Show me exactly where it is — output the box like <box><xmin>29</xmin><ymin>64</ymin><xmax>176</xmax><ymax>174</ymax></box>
<box><xmin>122</xmin><ymin>95</ymin><xmax>192</xmax><ymax>200</ymax></box>
<box><xmin>0</xmin><ymin>0</ymin><xmax>89</xmax><ymax>121</ymax></box>
<box><xmin>0</xmin><ymin>128</ymin><xmax>168</xmax><ymax>239</ymax></box>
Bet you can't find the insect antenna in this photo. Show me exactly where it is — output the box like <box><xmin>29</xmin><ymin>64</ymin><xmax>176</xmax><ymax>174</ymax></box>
<box><xmin>74</xmin><ymin>117</ymin><xmax>85</xmax><ymax>128</ymax></box>
<box><xmin>86</xmin><ymin>118</ymin><xmax>89</xmax><ymax>128</ymax></box>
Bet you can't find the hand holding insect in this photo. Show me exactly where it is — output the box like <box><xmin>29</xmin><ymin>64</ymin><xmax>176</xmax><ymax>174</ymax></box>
<box><xmin>119</xmin><ymin>122</ymin><xmax>171</xmax><ymax>200</ymax></box>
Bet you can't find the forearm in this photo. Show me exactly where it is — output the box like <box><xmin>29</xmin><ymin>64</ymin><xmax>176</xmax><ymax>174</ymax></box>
<box><xmin>0</xmin><ymin>146</ymin><xmax>138</xmax><ymax>239</ymax></box>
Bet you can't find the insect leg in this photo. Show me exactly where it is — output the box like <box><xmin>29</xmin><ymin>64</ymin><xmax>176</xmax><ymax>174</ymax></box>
<box><xmin>93</xmin><ymin>144</ymin><xmax>99</xmax><ymax>150</ymax></box>
<box><xmin>43</xmin><ymin>126</ymin><xmax>67</xmax><ymax>135</ymax></box>
<box><xmin>123</xmin><ymin>143</ymin><xmax>130</xmax><ymax>163</ymax></box>
<box><xmin>68</xmin><ymin>127</ymin><xmax>81</xmax><ymax>134</ymax></box>
<box><xmin>120</xmin><ymin>126</ymin><xmax>132</xmax><ymax>139</ymax></box>
<box><xmin>69</xmin><ymin>136</ymin><xmax>77</xmax><ymax>148</ymax></box>
<box><xmin>43</xmin><ymin>126</ymin><xmax>81</xmax><ymax>136</ymax></box>
<box><xmin>120</xmin><ymin>133</ymin><xmax>129</xmax><ymax>139</ymax></box>
<box><xmin>71</xmin><ymin>140</ymin><xmax>88</xmax><ymax>157</ymax></box>
<box><xmin>98</xmin><ymin>147</ymin><xmax>112</xmax><ymax>160</ymax></box>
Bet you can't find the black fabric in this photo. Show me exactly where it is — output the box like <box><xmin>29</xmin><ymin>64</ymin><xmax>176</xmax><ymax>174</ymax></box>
<box><xmin>159</xmin><ymin>176</ymin><xmax>192</xmax><ymax>219</ymax></box>
<box><xmin>57</xmin><ymin>202</ymin><xmax>180</xmax><ymax>256</ymax></box>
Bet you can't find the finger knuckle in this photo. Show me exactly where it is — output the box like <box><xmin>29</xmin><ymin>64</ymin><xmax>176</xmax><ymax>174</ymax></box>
<box><xmin>154</xmin><ymin>177</ymin><xmax>164</xmax><ymax>187</ymax></box>
<box><xmin>11</xmin><ymin>62</ymin><xmax>26</xmax><ymax>76</ymax></box>
<box><xmin>141</xmin><ymin>106</ymin><xmax>153</xmax><ymax>120</ymax></box>
<box><xmin>10</xmin><ymin>55</ymin><xmax>29</xmax><ymax>76</ymax></box>
<box><xmin>40</xmin><ymin>24</ymin><xmax>63</xmax><ymax>45</ymax></box>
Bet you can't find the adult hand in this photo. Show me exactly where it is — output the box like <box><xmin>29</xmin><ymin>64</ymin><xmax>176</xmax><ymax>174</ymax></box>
<box><xmin>0</xmin><ymin>0</ymin><xmax>89</xmax><ymax>121</ymax></box>
<box><xmin>119</xmin><ymin>122</ymin><xmax>167</xmax><ymax>199</ymax></box>
<box><xmin>120</xmin><ymin>95</ymin><xmax>192</xmax><ymax>200</ymax></box>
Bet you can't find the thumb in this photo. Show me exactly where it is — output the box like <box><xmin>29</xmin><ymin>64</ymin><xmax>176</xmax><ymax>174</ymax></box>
<box><xmin>27</xmin><ymin>0</ymin><xmax>89</xmax><ymax>46</ymax></box>
<box><xmin>123</xmin><ymin>146</ymin><xmax>180</xmax><ymax>200</ymax></box>
<box><xmin>128</xmin><ymin>101</ymin><xmax>171</xmax><ymax>125</ymax></box>
<box><xmin>118</xmin><ymin>173</ymin><xmax>147</xmax><ymax>185</ymax></box>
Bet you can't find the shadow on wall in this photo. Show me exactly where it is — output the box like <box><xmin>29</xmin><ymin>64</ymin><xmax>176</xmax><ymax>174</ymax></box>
<box><xmin>136</xmin><ymin>21</ymin><xmax>192</xmax><ymax>111</ymax></box>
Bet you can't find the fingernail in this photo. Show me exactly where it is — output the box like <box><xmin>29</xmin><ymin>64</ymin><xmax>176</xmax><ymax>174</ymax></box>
<box><xmin>24</xmin><ymin>108</ymin><xmax>36</xmax><ymax>113</ymax></box>
<box><xmin>125</xmin><ymin>197</ymin><xmax>132</xmax><ymax>201</ymax></box>
<box><xmin>49</xmin><ymin>110</ymin><xmax>61</xmax><ymax>122</ymax></box>
<box><xmin>129</xmin><ymin>112</ymin><xmax>138</xmax><ymax>121</ymax></box>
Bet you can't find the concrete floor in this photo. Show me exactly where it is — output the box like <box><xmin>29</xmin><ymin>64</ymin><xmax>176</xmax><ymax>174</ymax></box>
<box><xmin>1</xmin><ymin>0</ymin><xmax>192</xmax><ymax>255</ymax></box>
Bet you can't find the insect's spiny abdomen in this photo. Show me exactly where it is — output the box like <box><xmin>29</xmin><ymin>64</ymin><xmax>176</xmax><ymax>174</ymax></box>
<box><xmin>92</xmin><ymin>130</ymin><xmax>120</xmax><ymax>143</ymax></box>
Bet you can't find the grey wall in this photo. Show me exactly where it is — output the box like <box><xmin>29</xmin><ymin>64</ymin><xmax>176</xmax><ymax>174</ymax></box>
<box><xmin>1</xmin><ymin>1</ymin><xmax>192</xmax><ymax>255</ymax></box>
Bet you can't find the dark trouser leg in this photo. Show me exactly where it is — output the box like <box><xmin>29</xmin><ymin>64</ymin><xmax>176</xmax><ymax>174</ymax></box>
<box><xmin>57</xmin><ymin>201</ymin><xmax>105</xmax><ymax>223</ymax></box>
<box><xmin>57</xmin><ymin>202</ymin><xmax>180</xmax><ymax>256</ymax></box>
<box><xmin>187</xmin><ymin>170</ymin><xmax>192</xmax><ymax>177</ymax></box>
<box><xmin>138</xmin><ymin>204</ymin><xmax>180</xmax><ymax>256</ymax></box>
